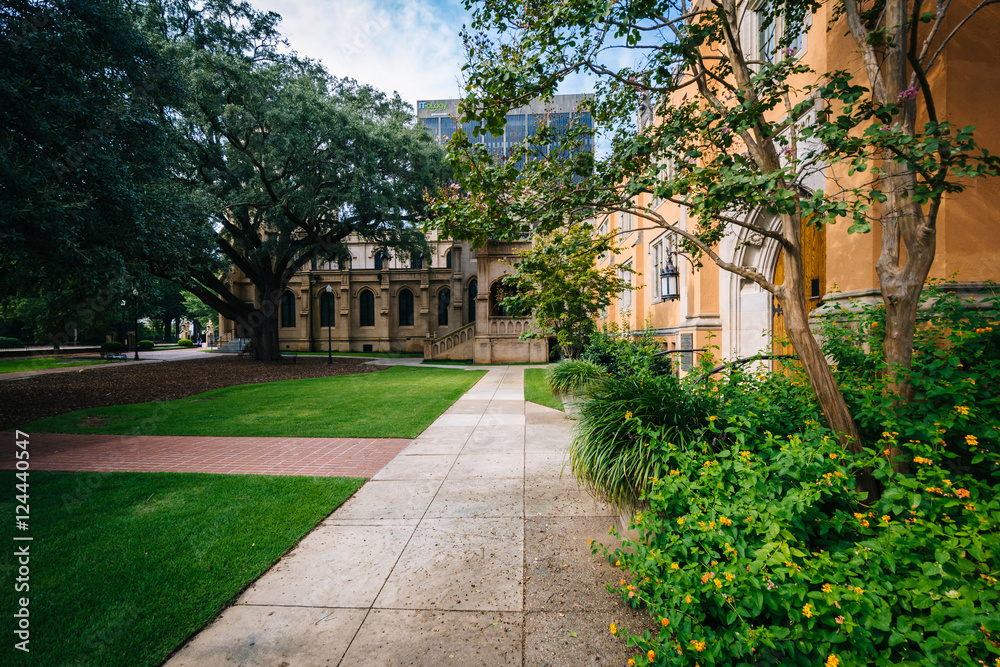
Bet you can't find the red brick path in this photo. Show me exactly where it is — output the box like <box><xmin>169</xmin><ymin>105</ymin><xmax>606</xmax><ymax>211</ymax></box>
<box><xmin>0</xmin><ymin>431</ymin><xmax>410</xmax><ymax>477</ymax></box>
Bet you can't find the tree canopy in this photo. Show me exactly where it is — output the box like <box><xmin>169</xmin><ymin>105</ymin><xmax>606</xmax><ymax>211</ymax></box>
<box><xmin>430</xmin><ymin>0</ymin><xmax>999</xmax><ymax>473</ymax></box>
<box><xmin>146</xmin><ymin>0</ymin><xmax>449</xmax><ymax>359</ymax></box>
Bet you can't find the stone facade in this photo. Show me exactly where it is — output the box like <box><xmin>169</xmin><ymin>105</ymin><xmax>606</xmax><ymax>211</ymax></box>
<box><xmin>218</xmin><ymin>234</ymin><xmax>554</xmax><ymax>362</ymax></box>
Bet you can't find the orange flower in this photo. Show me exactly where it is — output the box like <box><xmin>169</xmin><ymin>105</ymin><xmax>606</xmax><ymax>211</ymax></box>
<box><xmin>670</xmin><ymin>563</ymin><xmax>679</xmax><ymax>570</ymax></box>
<box><xmin>826</xmin><ymin>655</ymin><xmax>840</xmax><ymax>667</ymax></box>
<box><xmin>648</xmin><ymin>649</ymin><xmax>656</xmax><ymax>660</ymax></box>
<box><xmin>610</xmin><ymin>622</ymin><xmax>617</xmax><ymax>635</ymax></box>
<box><xmin>628</xmin><ymin>660</ymin><xmax>635</xmax><ymax>667</ymax></box>
<box><xmin>685</xmin><ymin>595</ymin><xmax>693</xmax><ymax>604</ymax></box>
<box><xmin>802</xmin><ymin>603</ymin><xmax>814</xmax><ymax>618</ymax></box>
<box><xmin>689</xmin><ymin>639</ymin><xmax>706</xmax><ymax>652</ymax></box>
<box><xmin>822</xmin><ymin>583</ymin><xmax>832</xmax><ymax>593</ymax></box>
<box><xmin>661</xmin><ymin>617</ymin><xmax>670</xmax><ymax>627</ymax></box>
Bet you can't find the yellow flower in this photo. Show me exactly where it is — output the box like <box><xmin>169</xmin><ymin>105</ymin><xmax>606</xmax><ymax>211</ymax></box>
<box><xmin>685</xmin><ymin>595</ymin><xmax>693</xmax><ymax>603</ymax></box>
<box><xmin>677</xmin><ymin>518</ymin><xmax>685</xmax><ymax>525</ymax></box>
<box><xmin>628</xmin><ymin>660</ymin><xmax>635</xmax><ymax>667</ymax></box>
<box><xmin>913</xmin><ymin>456</ymin><xmax>932</xmax><ymax>465</ymax></box>
<box><xmin>853</xmin><ymin>512</ymin><xmax>865</xmax><ymax>519</ymax></box>
<box><xmin>826</xmin><ymin>655</ymin><xmax>840</xmax><ymax>667</ymax></box>
<box><xmin>714</xmin><ymin>579</ymin><xmax>723</xmax><ymax>588</ymax></box>
<box><xmin>624</xmin><ymin>411</ymin><xmax>633</xmax><ymax>420</ymax></box>
<box><xmin>881</xmin><ymin>515</ymin><xmax>891</xmax><ymax>523</ymax></box>
<box><xmin>822</xmin><ymin>583</ymin><xmax>833</xmax><ymax>593</ymax></box>
<box><xmin>725</xmin><ymin>572</ymin><xmax>735</xmax><ymax>581</ymax></box>
<box><xmin>966</xmin><ymin>434</ymin><xmax>979</xmax><ymax>446</ymax></box>
<box><xmin>648</xmin><ymin>649</ymin><xmax>656</xmax><ymax>661</ymax></box>
<box><xmin>708</xmin><ymin>415</ymin><xmax>717</xmax><ymax>421</ymax></box>
<box><xmin>671</xmin><ymin>563</ymin><xmax>680</xmax><ymax>570</ymax></box>
<box><xmin>661</xmin><ymin>617</ymin><xmax>670</xmax><ymax>627</ymax></box>
<box><xmin>955</xmin><ymin>405</ymin><xmax>970</xmax><ymax>416</ymax></box>
<box><xmin>690</xmin><ymin>639</ymin><xmax>706</xmax><ymax>652</ymax></box>
<box><xmin>610</xmin><ymin>622</ymin><xmax>617</xmax><ymax>635</ymax></box>
<box><xmin>860</xmin><ymin>519</ymin><xmax>870</xmax><ymax>528</ymax></box>
<box><xmin>616</xmin><ymin>560</ymin><xmax>621</xmax><ymax>567</ymax></box>
<box><xmin>802</xmin><ymin>603</ymin><xmax>814</xmax><ymax>618</ymax></box>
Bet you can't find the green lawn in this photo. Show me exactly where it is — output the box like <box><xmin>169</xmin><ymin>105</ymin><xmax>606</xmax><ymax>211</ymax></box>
<box><xmin>0</xmin><ymin>357</ymin><xmax>106</xmax><ymax>374</ymax></box>
<box><xmin>0</xmin><ymin>471</ymin><xmax>363</xmax><ymax>667</ymax></box>
<box><xmin>524</xmin><ymin>367</ymin><xmax>564</xmax><ymax>411</ymax></box>
<box><xmin>24</xmin><ymin>366</ymin><xmax>487</xmax><ymax>437</ymax></box>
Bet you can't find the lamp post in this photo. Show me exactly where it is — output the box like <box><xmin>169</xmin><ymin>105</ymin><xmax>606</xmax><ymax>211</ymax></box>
<box><xmin>132</xmin><ymin>288</ymin><xmax>140</xmax><ymax>359</ymax></box>
<box><xmin>659</xmin><ymin>258</ymin><xmax>680</xmax><ymax>301</ymax></box>
<box><xmin>325</xmin><ymin>284</ymin><xmax>333</xmax><ymax>365</ymax></box>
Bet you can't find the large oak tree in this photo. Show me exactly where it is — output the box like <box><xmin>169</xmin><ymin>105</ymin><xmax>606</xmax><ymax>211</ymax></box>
<box><xmin>140</xmin><ymin>0</ymin><xmax>450</xmax><ymax>360</ymax></box>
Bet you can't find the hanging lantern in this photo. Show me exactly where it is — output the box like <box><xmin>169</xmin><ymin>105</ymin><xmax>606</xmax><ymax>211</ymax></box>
<box><xmin>660</xmin><ymin>258</ymin><xmax>680</xmax><ymax>301</ymax></box>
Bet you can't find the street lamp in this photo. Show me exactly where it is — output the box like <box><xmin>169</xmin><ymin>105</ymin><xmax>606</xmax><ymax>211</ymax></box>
<box><xmin>132</xmin><ymin>289</ymin><xmax>140</xmax><ymax>359</ymax></box>
<box><xmin>325</xmin><ymin>284</ymin><xmax>333</xmax><ymax>365</ymax></box>
<box><xmin>659</xmin><ymin>258</ymin><xmax>680</xmax><ymax>301</ymax></box>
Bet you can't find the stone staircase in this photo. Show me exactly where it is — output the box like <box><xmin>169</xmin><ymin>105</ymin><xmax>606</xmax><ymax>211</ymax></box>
<box><xmin>424</xmin><ymin>322</ymin><xmax>475</xmax><ymax>360</ymax></box>
<box><xmin>216</xmin><ymin>337</ymin><xmax>249</xmax><ymax>353</ymax></box>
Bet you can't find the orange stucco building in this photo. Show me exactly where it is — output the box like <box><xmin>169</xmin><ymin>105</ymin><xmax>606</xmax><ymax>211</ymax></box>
<box><xmin>597</xmin><ymin>0</ymin><xmax>1000</xmax><ymax>372</ymax></box>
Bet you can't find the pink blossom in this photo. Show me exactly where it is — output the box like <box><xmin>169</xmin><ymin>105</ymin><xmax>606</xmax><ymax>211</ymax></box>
<box><xmin>782</xmin><ymin>47</ymin><xmax>797</xmax><ymax>57</ymax></box>
<box><xmin>897</xmin><ymin>86</ymin><xmax>918</xmax><ymax>101</ymax></box>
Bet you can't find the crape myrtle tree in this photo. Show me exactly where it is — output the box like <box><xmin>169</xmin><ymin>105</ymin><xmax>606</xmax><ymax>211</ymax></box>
<box><xmin>430</xmin><ymin>0</ymin><xmax>999</xmax><ymax>477</ymax></box>
<box><xmin>147</xmin><ymin>0</ymin><xmax>449</xmax><ymax>360</ymax></box>
<box><xmin>499</xmin><ymin>223</ymin><xmax>632</xmax><ymax>358</ymax></box>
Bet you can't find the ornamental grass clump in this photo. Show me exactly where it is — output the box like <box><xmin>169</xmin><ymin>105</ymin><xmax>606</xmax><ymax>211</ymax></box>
<box><xmin>570</xmin><ymin>373</ymin><xmax>716</xmax><ymax>510</ymax></box>
<box><xmin>546</xmin><ymin>358</ymin><xmax>608</xmax><ymax>396</ymax></box>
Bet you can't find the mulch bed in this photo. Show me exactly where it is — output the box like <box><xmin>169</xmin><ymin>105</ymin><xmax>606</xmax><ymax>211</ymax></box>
<box><xmin>0</xmin><ymin>355</ymin><xmax>383</xmax><ymax>431</ymax></box>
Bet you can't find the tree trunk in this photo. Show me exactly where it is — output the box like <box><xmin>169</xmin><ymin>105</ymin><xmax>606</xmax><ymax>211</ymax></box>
<box><xmin>245</xmin><ymin>286</ymin><xmax>282</xmax><ymax>361</ymax></box>
<box><xmin>777</xmin><ymin>238</ymin><xmax>880</xmax><ymax>500</ymax></box>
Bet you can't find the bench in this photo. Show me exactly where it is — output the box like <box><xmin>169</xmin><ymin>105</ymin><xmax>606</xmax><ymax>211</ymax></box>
<box><xmin>106</xmin><ymin>352</ymin><xmax>127</xmax><ymax>361</ymax></box>
<box><xmin>277</xmin><ymin>350</ymin><xmax>298</xmax><ymax>363</ymax></box>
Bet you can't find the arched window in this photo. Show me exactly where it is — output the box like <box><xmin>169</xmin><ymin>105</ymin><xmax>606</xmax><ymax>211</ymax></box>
<box><xmin>359</xmin><ymin>289</ymin><xmax>375</xmax><ymax>327</ymax></box>
<box><xmin>374</xmin><ymin>251</ymin><xmax>389</xmax><ymax>270</ymax></box>
<box><xmin>398</xmin><ymin>288</ymin><xmax>414</xmax><ymax>326</ymax></box>
<box><xmin>410</xmin><ymin>254</ymin><xmax>423</xmax><ymax>269</ymax></box>
<box><xmin>467</xmin><ymin>278</ymin><xmax>478</xmax><ymax>324</ymax></box>
<box><xmin>281</xmin><ymin>291</ymin><xmax>296</xmax><ymax>328</ymax></box>
<box><xmin>320</xmin><ymin>291</ymin><xmax>335</xmax><ymax>327</ymax></box>
<box><xmin>445</xmin><ymin>250</ymin><xmax>453</xmax><ymax>270</ymax></box>
<box><xmin>490</xmin><ymin>280</ymin><xmax>509</xmax><ymax>317</ymax></box>
<box><xmin>438</xmin><ymin>288</ymin><xmax>451</xmax><ymax>326</ymax></box>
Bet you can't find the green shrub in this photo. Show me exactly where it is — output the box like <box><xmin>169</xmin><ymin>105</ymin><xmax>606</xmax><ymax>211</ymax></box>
<box><xmin>581</xmin><ymin>327</ymin><xmax>672</xmax><ymax>379</ymax></box>
<box><xmin>598</xmin><ymin>283</ymin><xmax>1000</xmax><ymax>667</ymax></box>
<box><xmin>177</xmin><ymin>339</ymin><xmax>193</xmax><ymax>347</ymax></box>
<box><xmin>547</xmin><ymin>358</ymin><xmax>608</xmax><ymax>395</ymax></box>
<box><xmin>138</xmin><ymin>340</ymin><xmax>154</xmax><ymax>351</ymax></box>
<box><xmin>605</xmin><ymin>420</ymin><xmax>1000</xmax><ymax>666</ymax></box>
<box><xmin>0</xmin><ymin>336</ymin><xmax>23</xmax><ymax>349</ymax></box>
<box><xmin>571</xmin><ymin>374</ymin><xmax>716</xmax><ymax>509</ymax></box>
<box><xmin>101</xmin><ymin>341</ymin><xmax>124</xmax><ymax>352</ymax></box>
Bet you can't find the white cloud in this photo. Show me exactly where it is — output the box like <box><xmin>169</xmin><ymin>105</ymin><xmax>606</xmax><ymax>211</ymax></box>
<box><xmin>250</xmin><ymin>0</ymin><xmax>471</xmax><ymax>109</ymax></box>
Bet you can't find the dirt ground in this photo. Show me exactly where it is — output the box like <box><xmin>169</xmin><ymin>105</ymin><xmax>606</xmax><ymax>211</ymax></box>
<box><xmin>0</xmin><ymin>355</ymin><xmax>383</xmax><ymax>431</ymax></box>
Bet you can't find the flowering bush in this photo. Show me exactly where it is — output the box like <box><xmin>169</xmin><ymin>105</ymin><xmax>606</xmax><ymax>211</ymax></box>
<box><xmin>596</xmin><ymin>284</ymin><xmax>1000</xmax><ymax>665</ymax></box>
<box><xmin>604</xmin><ymin>420</ymin><xmax>1000</xmax><ymax>665</ymax></box>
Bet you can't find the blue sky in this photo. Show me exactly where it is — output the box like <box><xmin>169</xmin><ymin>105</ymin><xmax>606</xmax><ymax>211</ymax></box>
<box><xmin>250</xmin><ymin>0</ymin><xmax>486</xmax><ymax>108</ymax></box>
<box><xmin>249</xmin><ymin>0</ymin><xmax>602</xmax><ymax>111</ymax></box>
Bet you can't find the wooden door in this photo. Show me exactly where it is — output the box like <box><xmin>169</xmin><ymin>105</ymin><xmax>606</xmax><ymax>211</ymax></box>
<box><xmin>772</xmin><ymin>219</ymin><xmax>826</xmax><ymax>364</ymax></box>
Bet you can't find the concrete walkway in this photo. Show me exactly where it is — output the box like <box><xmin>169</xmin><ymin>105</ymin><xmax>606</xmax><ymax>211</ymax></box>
<box><xmin>166</xmin><ymin>366</ymin><xmax>645</xmax><ymax>666</ymax></box>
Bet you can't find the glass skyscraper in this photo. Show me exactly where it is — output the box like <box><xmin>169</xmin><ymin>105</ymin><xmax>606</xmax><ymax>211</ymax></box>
<box><xmin>416</xmin><ymin>94</ymin><xmax>593</xmax><ymax>161</ymax></box>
